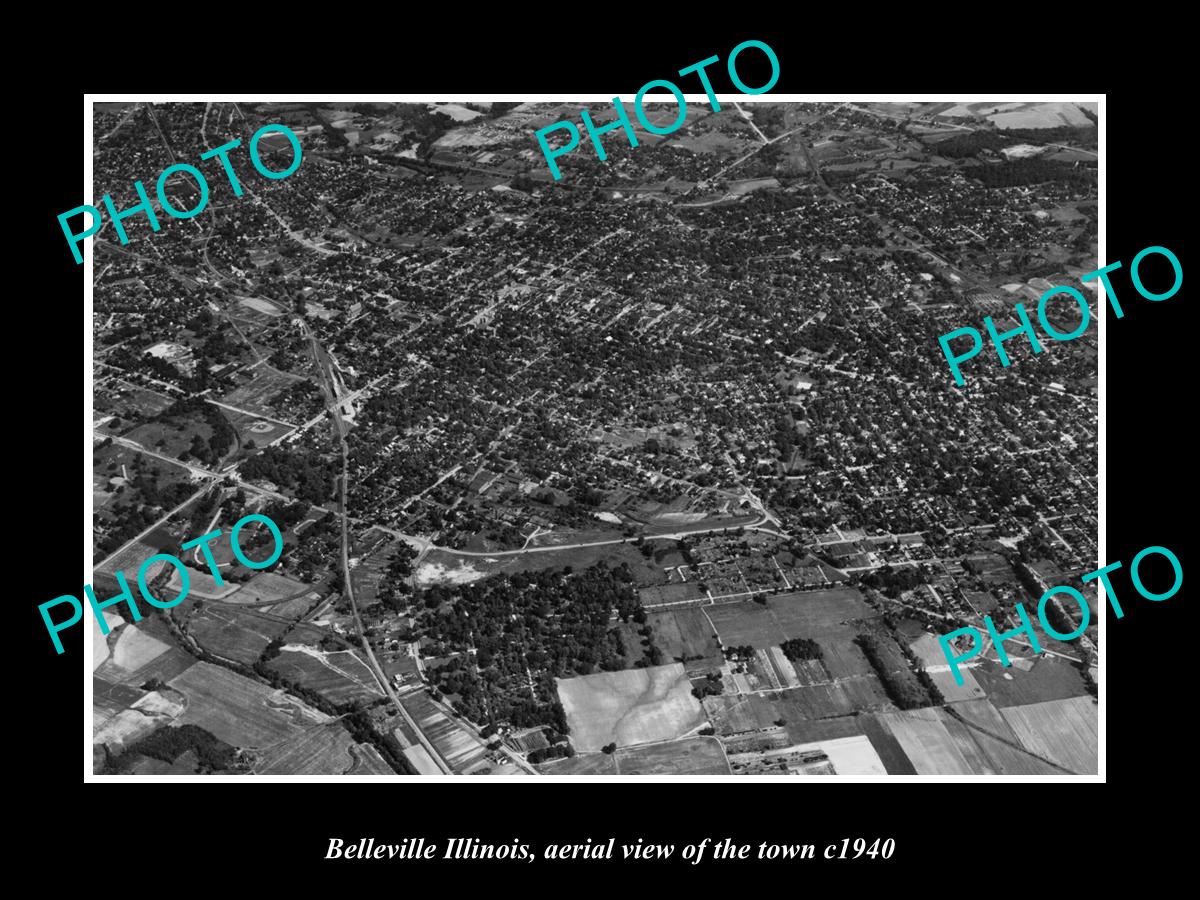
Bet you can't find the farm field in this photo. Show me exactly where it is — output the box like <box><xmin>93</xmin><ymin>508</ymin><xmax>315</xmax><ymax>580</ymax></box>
<box><xmin>999</xmin><ymin>696</ymin><xmax>1097</xmax><ymax>775</ymax></box>
<box><xmin>877</xmin><ymin>707</ymin><xmax>991</xmax><ymax>775</ymax></box>
<box><xmin>647</xmin><ymin>608</ymin><xmax>723</xmax><ymax>673</ymax></box>
<box><xmin>168</xmin><ymin>661</ymin><xmax>332</xmax><ymax>748</ymax></box>
<box><xmin>109</xmin><ymin>624</ymin><xmax>171</xmax><ymax>673</ymax></box>
<box><xmin>94</xmin><ymin>628</ymin><xmax>197</xmax><ymax>688</ymax></box>
<box><xmin>557</xmin><ymin>663</ymin><xmax>706</xmax><ymax>753</ymax></box>
<box><xmin>639</xmin><ymin>582</ymin><xmax>708</xmax><ymax>608</ymax></box>
<box><xmin>949</xmin><ymin>700</ymin><xmax>1062</xmax><ymax>775</ymax></box>
<box><xmin>616</xmin><ymin>736</ymin><xmax>730</xmax><ymax>775</ymax></box>
<box><xmin>265</xmin><ymin>646</ymin><xmax>384</xmax><ymax>706</ymax></box>
<box><xmin>185</xmin><ymin>604</ymin><xmax>291</xmax><ymax>665</ymax></box>
<box><xmin>768</xmin><ymin>678</ymin><xmax>891</xmax><ymax>720</ymax></box>
<box><xmin>706</xmin><ymin>590</ymin><xmax>880</xmax><ymax>687</ymax></box>
<box><xmin>253</xmin><ymin>722</ymin><xmax>389</xmax><ymax>775</ymax></box>
<box><xmin>399</xmin><ymin>689</ymin><xmax>489</xmax><ymax>772</ymax></box>
<box><xmin>790</xmin><ymin>734</ymin><xmax>887</xmax><ymax>776</ymax></box>
<box><xmin>538</xmin><ymin>752</ymin><xmax>618</xmax><ymax>776</ymax></box>
<box><xmin>772</xmin><ymin>712</ymin><xmax>921</xmax><ymax>775</ymax></box>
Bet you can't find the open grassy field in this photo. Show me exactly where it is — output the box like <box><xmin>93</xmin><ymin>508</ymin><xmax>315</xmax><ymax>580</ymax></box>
<box><xmin>774</xmin><ymin>678</ymin><xmax>893</xmax><ymax>719</ymax></box>
<box><xmin>616</xmin><ymin>736</ymin><xmax>730</xmax><ymax>775</ymax></box>
<box><xmin>970</xmin><ymin>656</ymin><xmax>1089</xmax><ymax>707</ymax></box>
<box><xmin>168</xmin><ymin>661</ymin><xmax>332</xmax><ymax>748</ymax></box>
<box><xmin>221</xmin><ymin>366</ymin><xmax>307</xmax><ymax>419</ymax></box>
<box><xmin>124</xmin><ymin>415</ymin><xmax>214</xmax><ymax>463</ymax></box>
<box><xmin>557</xmin><ymin>663</ymin><xmax>706</xmax><ymax>753</ymax></box>
<box><xmin>910</xmin><ymin>632</ymin><xmax>986</xmax><ymax>702</ymax></box>
<box><xmin>647</xmin><ymin>608</ymin><xmax>722</xmax><ymax>672</ymax></box>
<box><xmin>265</xmin><ymin>646</ymin><xmax>384</xmax><ymax>707</ymax></box>
<box><xmin>95</xmin><ymin>383</ymin><xmax>174</xmax><ymax>427</ymax></box>
<box><xmin>705</xmin><ymin>600</ymin><xmax>784</xmax><ymax>647</ymax></box>
<box><xmin>538</xmin><ymin>752</ymin><xmax>618</xmax><ymax>775</ymax></box>
<box><xmin>703</xmin><ymin>692</ymin><xmax>780</xmax><ymax>735</ymax></box>
<box><xmin>223</xmin><ymin>407</ymin><xmax>296</xmax><ymax>448</ymax></box>
<box><xmin>999</xmin><ymin>696</ymin><xmax>1097</xmax><ymax>775</ymax></box>
<box><xmin>222</xmin><ymin>571</ymin><xmax>311</xmax><ymax>605</ymax></box>
<box><xmin>109</xmin><ymin>624</ymin><xmax>171</xmax><ymax>673</ymax></box>
<box><xmin>253</xmin><ymin>722</ymin><xmax>389</xmax><ymax>775</ymax></box>
<box><xmin>639</xmin><ymin>582</ymin><xmax>707</xmax><ymax>608</ymax></box>
<box><xmin>706</xmin><ymin>589</ymin><xmax>879</xmax><ymax>683</ymax></box>
<box><xmin>185</xmin><ymin>605</ymin><xmax>291</xmax><ymax>665</ymax></box>
<box><xmin>94</xmin><ymin>630</ymin><xmax>197</xmax><ymax>687</ymax></box>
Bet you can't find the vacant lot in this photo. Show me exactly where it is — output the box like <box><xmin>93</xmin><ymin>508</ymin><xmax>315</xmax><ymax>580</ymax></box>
<box><xmin>221</xmin><ymin>367</ymin><xmax>307</xmax><ymax>419</ymax></box>
<box><xmin>557</xmin><ymin>663</ymin><xmax>706</xmax><ymax>753</ymax></box>
<box><xmin>616</xmin><ymin>737</ymin><xmax>730</xmax><ymax>775</ymax></box>
<box><xmin>999</xmin><ymin>696</ymin><xmax>1097</xmax><ymax>775</ymax></box>
<box><xmin>169</xmin><ymin>661</ymin><xmax>331</xmax><ymax>748</ymax></box>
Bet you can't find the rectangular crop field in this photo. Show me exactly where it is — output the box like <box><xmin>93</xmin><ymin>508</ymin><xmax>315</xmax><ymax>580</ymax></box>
<box><xmin>265</xmin><ymin>646</ymin><xmax>384</xmax><ymax>707</ymax></box>
<box><xmin>999</xmin><ymin>696</ymin><xmax>1097</xmax><ymax>775</ymax></box>
<box><xmin>168</xmin><ymin>661</ymin><xmax>332</xmax><ymax>748</ymax></box>
<box><xmin>615</xmin><ymin>736</ymin><xmax>730</xmax><ymax>775</ymax></box>
<box><xmin>253</xmin><ymin>723</ymin><xmax>385</xmax><ymax>775</ymax></box>
<box><xmin>185</xmin><ymin>605</ymin><xmax>291</xmax><ymax>665</ymax></box>
<box><xmin>647</xmin><ymin>608</ymin><xmax>722</xmax><ymax>672</ymax></box>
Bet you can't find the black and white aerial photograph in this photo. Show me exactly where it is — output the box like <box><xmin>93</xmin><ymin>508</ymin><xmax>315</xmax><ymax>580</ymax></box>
<box><xmin>88</xmin><ymin>98</ymin><xmax>1100</xmax><ymax>778</ymax></box>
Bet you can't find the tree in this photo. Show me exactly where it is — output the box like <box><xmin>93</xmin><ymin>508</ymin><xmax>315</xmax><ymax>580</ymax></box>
<box><xmin>601</xmin><ymin>742</ymin><xmax>617</xmax><ymax>755</ymax></box>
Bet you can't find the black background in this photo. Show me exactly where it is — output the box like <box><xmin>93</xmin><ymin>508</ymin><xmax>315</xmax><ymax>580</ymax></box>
<box><xmin>19</xmin><ymin>22</ymin><xmax>1190</xmax><ymax>887</ymax></box>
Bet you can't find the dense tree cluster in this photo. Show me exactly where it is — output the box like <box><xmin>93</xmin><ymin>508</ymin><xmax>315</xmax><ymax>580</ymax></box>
<box><xmin>241</xmin><ymin>445</ymin><xmax>337</xmax><ymax>504</ymax></box>
<box><xmin>691</xmin><ymin>671</ymin><xmax>725</xmax><ymax>699</ymax></box>
<box><xmin>780</xmin><ymin>638</ymin><xmax>823</xmax><ymax>662</ymax></box>
<box><xmin>855</xmin><ymin>633</ymin><xmax>934</xmax><ymax>710</ymax></box>
<box><xmin>103</xmin><ymin>724</ymin><xmax>238</xmax><ymax>774</ymax></box>
<box><xmin>963</xmin><ymin>159</ymin><xmax>1095</xmax><ymax>189</ymax></box>
<box><xmin>418</xmin><ymin>563</ymin><xmax>657</xmax><ymax>731</ymax></box>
